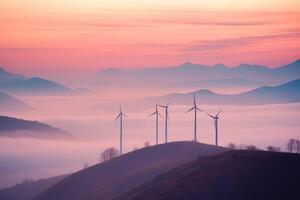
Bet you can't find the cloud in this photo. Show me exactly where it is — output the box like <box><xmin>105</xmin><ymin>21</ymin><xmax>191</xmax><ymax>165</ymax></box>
<box><xmin>184</xmin><ymin>32</ymin><xmax>300</xmax><ymax>51</ymax></box>
<box><xmin>141</xmin><ymin>11</ymin><xmax>300</xmax><ymax>27</ymax></box>
<box><xmin>147</xmin><ymin>18</ymin><xmax>269</xmax><ymax>26</ymax></box>
<box><xmin>0</xmin><ymin>48</ymin><xmax>79</xmax><ymax>54</ymax></box>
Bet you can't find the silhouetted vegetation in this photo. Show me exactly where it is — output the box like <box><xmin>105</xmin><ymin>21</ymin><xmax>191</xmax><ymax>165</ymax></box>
<box><xmin>228</xmin><ymin>143</ymin><xmax>236</xmax><ymax>149</ymax></box>
<box><xmin>287</xmin><ymin>139</ymin><xmax>295</xmax><ymax>152</ymax></box>
<box><xmin>133</xmin><ymin>146</ymin><xmax>139</xmax><ymax>151</ymax></box>
<box><xmin>246</xmin><ymin>145</ymin><xmax>259</xmax><ymax>151</ymax></box>
<box><xmin>228</xmin><ymin>140</ymin><xmax>300</xmax><ymax>153</ymax></box>
<box><xmin>287</xmin><ymin>138</ymin><xmax>300</xmax><ymax>153</ymax></box>
<box><xmin>99</xmin><ymin>147</ymin><xmax>119</xmax><ymax>162</ymax></box>
<box><xmin>266</xmin><ymin>146</ymin><xmax>280</xmax><ymax>152</ymax></box>
<box><xmin>83</xmin><ymin>163</ymin><xmax>89</xmax><ymax>169</ymax></box>
<box><xmin>296</xmin><ymin>140</ymin><xmax>300</xmax><ymax>153</ymax></box>
<box><xmin>237</xmin><ymin>144</ymin><xmax>260</xmax><ymax>150</ymax></box>
<box><xmin>144</xmin><ymin>141</ymin><xmax>150</xmax><ymax>147</ymax></box>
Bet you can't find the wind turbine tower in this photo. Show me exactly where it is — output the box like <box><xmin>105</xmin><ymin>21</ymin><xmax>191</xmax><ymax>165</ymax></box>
<box><xmin>114</xmin><ymin>106</ymin><xmax>128</xmax><ymax>155</ymax></box>
<box><xmin>186</xmin><ymin>94</ymin><xmax>203</xmax><ymax>141</ymax></box>
<box><xmin>206</xmin><ymin>109</ymin><xmax>222</xmax><ymax>146</ymax></box>
<box><xmin>158</xmin><ymin>103</ymin><xmax>170</xmax><ymax>143</ymax></box>
<box><xmin>148</xmin><ymin>104</ymin><xmax>163</xmax><ymax>145</ymax></box>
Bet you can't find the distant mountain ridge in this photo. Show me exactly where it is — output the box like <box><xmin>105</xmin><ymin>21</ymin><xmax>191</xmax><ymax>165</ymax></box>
<box><xmin>98</xmin><ymin>59</ymin><xmax>300</xmax><ymax>89</ymax></box>
<box><xmin>145</xmin><ymin>78</ymin><xmax>300</xmax><ymax>105</ymax></box>
<box><xmin>0</xmin><ymin>67</ymin><xmax>25</xmax><ymax>80</ymax></box>
<box><xmin>0</xmin><ymin>116</ymin><xmax>72</xmax><ymax>139</ymax></box>
<box><xmin>0</xmin><ymin>91</ymin><xmax>31</xmax><ymax>112</ymax></box>
<box><xmin>0</xmin><ymin>68</ymin><xmax>73</xmax><ymax>95</ymax></box>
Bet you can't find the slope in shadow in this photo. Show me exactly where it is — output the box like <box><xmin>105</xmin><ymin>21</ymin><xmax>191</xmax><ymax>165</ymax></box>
<box><xmin>35</xmin><ymin>142</ymin><xmax>226</xmax><ymax>200</ymax></box>
<box><xmin>116</xmin><ymin>150</ymin><xmax>300</xmax><ymax>200</ymax></box>
<box><xmin>0</xmin><ymin>175</ymin><xmax>68</xmax><ymax>200</ymax></box>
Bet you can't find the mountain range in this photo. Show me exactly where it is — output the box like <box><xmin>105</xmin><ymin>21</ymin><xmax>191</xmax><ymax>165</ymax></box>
<box><xmin>0</xmin><ymin>68</ymin><xmax>74</xmax><ymax>95</ymax></box>
<box><xmin>0</xmin><ymin>116</ymin><xmax>72</xmax><ymax>139</ymax></box>
<box><xmin>1</xmin><ymin>59</ymin><xmax>300</xmax><ymax>94</ymax></box>
<box><xmin>98</xmin><ymin>59</ymin><xmax>300</xmax><ymax>89</ymax></box>
<box><xmin>144</xmin><ymin>78</ymin><xmax>300</xmax><ymax>105</ymax></box>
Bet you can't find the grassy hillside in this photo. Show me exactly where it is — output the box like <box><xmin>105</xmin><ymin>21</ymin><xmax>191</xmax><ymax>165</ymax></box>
<box><xmin>35</xmin><ymin>142</ymin><xmax>226</xmax><ymax>200</ymax></box>
<box><xmin>0</xmin><ymin>175</ymin><xmax>68</xmax><ymax>200</ymax></box>
<box><xmin>116</xmin><ymin>150</ymin><xmax>300</xmax><ymax>200</ymax></box>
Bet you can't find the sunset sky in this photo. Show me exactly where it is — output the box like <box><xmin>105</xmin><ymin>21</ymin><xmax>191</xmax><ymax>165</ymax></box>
<box><xmin>1</xmin><ymin>0</ymin><xmax>300</xmax><ymax>76</ymax></box>
<box><xmin>1</xmin><ymin>1</ymin><xmax>300</xmax><ymax>190</ymax></box>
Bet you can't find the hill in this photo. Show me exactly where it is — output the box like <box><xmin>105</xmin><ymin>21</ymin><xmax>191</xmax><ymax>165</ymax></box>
<box><xmin>0</xmin><ymin>91</ymin><xmax>31</xmax><ymax>112</ymax></box>
<box><xmin>146</xmin><ymin>78</ymin><xmax>300</xmax><ymax>105</ymax></box>
<box><xmin>0</xmin><ymin>116</ymin><xmax>72</xmax><ymax>139</ymax></box>
<box><xmin>10</xmin><ymin>77</ymin><xmax>72</xmax><ymax>95</ymax></box>
<box><xmin>35</xmin><ymin>142</ymin><xmax>226</xmax><ymax>200</ymax></box>
<box><xmin>116</xmin><ymin>150</ymin><xmax>300</xmax><ymax>200</ymax></box>
<box><xmin>0</xmin><ymin>67</ymin><xmax>25</xmax><ymax>81</ymax></box>
<box><xmin>0</xmin><ymin>175</ymin><xmax>68</xmax><ymax>200</ymax></box>
<box><xmin>0</xmin><ymin>68</ymin><xmax>72</xmax><ymax>95</ymax></box>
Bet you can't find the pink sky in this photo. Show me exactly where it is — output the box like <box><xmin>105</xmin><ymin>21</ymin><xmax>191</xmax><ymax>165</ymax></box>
<box><xmin>0</xmin><ymin>0</ymin><xmax>300</xmax><ymax>75</ymax></box>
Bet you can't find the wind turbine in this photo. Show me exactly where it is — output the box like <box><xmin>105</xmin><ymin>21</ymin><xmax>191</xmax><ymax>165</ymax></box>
<box><xmin>206</xmin><ymin>109</ymin><xmax>222</xmax><ymax>146</ymax></box>
<box><xmin>114</xmin><ymin>105</ymin><xmax>128</xmax><ymax>155</ymax></box>
<box><xmin>158</xmin><ymin>103</ymin><xmax>170</xmax><ymax>143</ymax></box>
<box><xmin>186</xmin><ymin>94</ymin><xmax>203</xmax><ymax>141</ymax></box>
<box><xmin>148</xmin><ymin>104</ymin><xmax>163</xmax><ymax>145</ymax></box>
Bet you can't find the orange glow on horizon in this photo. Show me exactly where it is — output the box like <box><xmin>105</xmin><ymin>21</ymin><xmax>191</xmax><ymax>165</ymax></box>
<box><xmin>0</xmin><ymin>0</ymin><xmax>300</xmax><ymax>74</ymax></box>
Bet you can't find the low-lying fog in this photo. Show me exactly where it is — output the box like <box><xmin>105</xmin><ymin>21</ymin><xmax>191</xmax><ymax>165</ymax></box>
<box><xmin>0</xmin><ymin>87</ymin><xmax>300</xmax><ymax>189</ymax></box>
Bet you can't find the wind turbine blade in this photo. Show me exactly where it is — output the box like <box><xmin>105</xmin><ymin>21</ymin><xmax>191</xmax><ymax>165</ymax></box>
<box><xmin>196</xmin><ymin>107</ymin><xmax>204</xmax><ymax>112</ymax></box>
<box><xmin>148</xmin><ymin>111</ymin><xmax>157</xmax><ymax>117</ymax></box>
<box><xmin>157</xmin><ymin>104</ymin><xmax>166</xmax><ymax>108</ymax></box>
<box><xmin>123</xmin><ymin>113</ymin><xmax>128</xmax><ymax>118</ymax></box>
<box><xmin>158</xmin><ymin>112</ymin><xmax>164</xmax><ymax>119</ymax></box>
<box><xmin>193</xmin><ymin>94</ymin><xmax>196</xmax><ymax>106</ymax></box>
<box><xmin>186</xmin><ymin>107</ymin><xmax>195</xmax><ymax>113</ymax></box>
<box><xmin>205</xmin><ymin>112</ymin><xmax>215</xmax><ymax>119</ymax></box>
<box><xmin>114</xmin><ymin>113</ymin><xmax>121</xmax><ymax>121</ymax></box>
<box><xmin>216</xmin><ymin>109</ymin><xmax>222</xmax><ymax>117</ymax></box>
<box><xmin>167</xmin><ymin>101</ymin><xmax>171</xmax><ymax>107</ymax></box>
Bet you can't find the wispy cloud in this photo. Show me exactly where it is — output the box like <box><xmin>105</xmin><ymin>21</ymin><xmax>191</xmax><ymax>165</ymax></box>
<box><xmin>0</xmin><ymin>48</ymin><xmax>79</xmax><ymax>54</ymax></box>
<box><xmin>147</xmin><ymin>18</ymin><xmax>269</xmax><ymax>26</ymax></box>
<box><xmin>184</xmin><ymin>32</ymin><xmax>300</xmax><ymax>51</ymax></box>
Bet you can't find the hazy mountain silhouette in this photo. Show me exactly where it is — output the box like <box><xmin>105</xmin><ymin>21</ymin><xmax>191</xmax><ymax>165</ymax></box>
<box><xmin>0</xmin><ymin>91</ymin><xmax>31</xmax><ymax>112</ymax></box>
<box><xmin>0</xmin><ymin>175</ymin><xmax>68</xmax><ymax>200</ymax></box>
<box><xmin>98</xmin><ymin>59</ymin><xmax>300</xmax><ymax>89</ymax></box>
<box><xmin>34</xmin><ymin>142</ymin><xmax>226</xmax><ymax>200</ymax></box>
<box><xmin>174</xmin><ymin>78</ymin><xmax>263</xmax><ymax>88</ymax></box>
<box><xmin>0</xmin><ymin>68</ymin><xmax>73</xmax><ymax>95</ymax></box>
<box><xmin>116</xmin><ymin>150</ymin><xmax>300</xmax><ymax>200</ymax></box>
<box><xmin>146</xmin><ymin>79</ymin><xmax>300</xmax><ymax>105</ymax></box>
<box><xmin>0</xmin><ymin>116</ymin><xmax>72</xmax><ymax>139</ymax></box>
<box><xmin>0</xmin><ymin>67</ymin><xmax>25</xmax><ymax>81</ymax></box>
